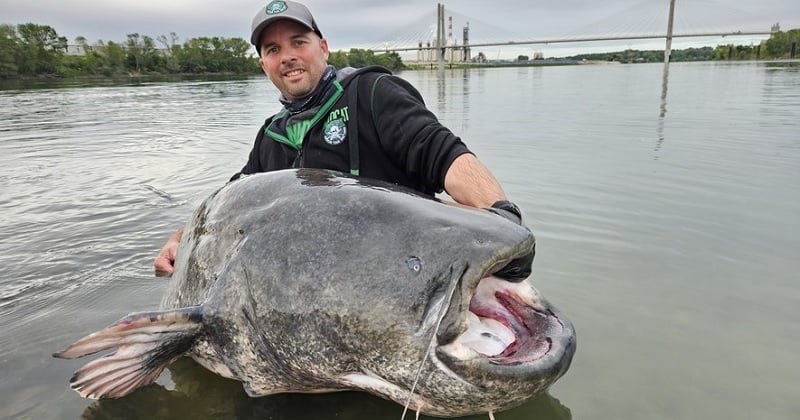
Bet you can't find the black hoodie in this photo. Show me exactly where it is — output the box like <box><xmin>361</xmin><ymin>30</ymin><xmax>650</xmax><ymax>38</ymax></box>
<box><xmin>233</xmin><ymin>66</ymin><xmax>470</xmax><ymax>197</ymax></box>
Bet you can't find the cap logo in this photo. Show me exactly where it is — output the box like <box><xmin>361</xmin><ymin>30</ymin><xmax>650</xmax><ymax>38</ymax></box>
<box><xmin>266</xmin><ymin>0</ymin><xmax>288</xmax><ymax>15</ymax></box>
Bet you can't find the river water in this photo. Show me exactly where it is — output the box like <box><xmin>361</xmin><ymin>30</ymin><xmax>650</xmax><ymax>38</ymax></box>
<box><xmin>1</xmin><ymin>61</ymin><xmax>798</xmax><ymax>420</ymax></box>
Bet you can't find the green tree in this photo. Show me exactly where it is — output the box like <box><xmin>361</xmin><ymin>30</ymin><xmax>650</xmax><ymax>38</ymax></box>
<box><xmin>328</xmin><ymin>50</ymin><xmax>349</xmax><ymax>69</ymax></box>
<box><xmin>174</xmin><ymin>36</ymin><xmax>258</xmax><ymax>74</ymax></box>
<box><xmin>0</xmin><ymin>24</ymin><xmax>20</xmax><ymax>78</ymax></box>
<box><xmin>178</xmin><ymin>37</ymin><xmax>210</xmax><ymax>73</ymax></box>
<box><xmin>104</xmin><ymin>41</ymin><xmax>126</xmax><ymax>74</ymax></box>
<box><xmin>711</xmin><ymin>44</ymin><xmax>758</xmax><ymax>60</ymax></box>
<box><xmin>125</xmin><ymin>33</ymin><xmax>144</xmax><ymax>72</ymax></box>
<box><xmin>347</xmin><ymin>48</ymin><xmax>375</xmax><ymax>68</ymax></box>
<box><xmin>375</xmin><ymin>51</ymin><xmax>404</xmax><ymax>71</ymax></box>
<box><xmin>78</xmin><ymin>37</ymin><xmax>110</xmax><ymax>75</ymax></box>
<box><xmin>15</xmin><ymin>23</ymin><xmax>66</xmax><ymax>75</ymax></box>
<box><xmin>325</xmin><ymin>49</ymin><xmax>404</xmax><ymax>71</ymax></box>
<box><xmin>140</xmin><ymin>35</ymin><xmax>163</xmax><ymax>72</ymax></box>
<box><xmin>57</xmin><ymin>36</ymin><xmax>92</xmax><ymax>76</ymax></box>
<box><xmin>124</xmin><ymin>33</ymin><xmax>161</xmax><ymax>73</ymax></box>
<box><xmin>221</xmin><ymin>37</ymin><xmax>253</xmax><ymax>73</ymax></box>
<box><xmin>763</xmin><ymin>29</ymin><xmax>800</xmax><ymax>59</ymax></box>
<box><xmin>207</xmin><ymin>37</ymin><xmax>224</xmax><ymax>72</ymax></box>
<box><xmin>157</xmin><ymin>32</ymin><xmax>181</xmax><ymax>73</ymax></box>
<box><xmin>711</xmin><ymin>45</ymin><xmax>729</xmax><ymax>60</ymax></box>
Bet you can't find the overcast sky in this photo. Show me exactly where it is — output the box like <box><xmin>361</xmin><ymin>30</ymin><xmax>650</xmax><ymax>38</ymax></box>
<box><xmin>3</xmin><ymin>0</ymin><xmax>799</xmax><ymax>57</ymax></box>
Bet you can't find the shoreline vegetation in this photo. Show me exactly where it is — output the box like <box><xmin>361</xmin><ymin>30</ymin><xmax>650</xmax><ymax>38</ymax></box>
<box><xmin>1</xmin><ymin>23</ymin><xmax>798</xmax><ymax>81</ymax></box>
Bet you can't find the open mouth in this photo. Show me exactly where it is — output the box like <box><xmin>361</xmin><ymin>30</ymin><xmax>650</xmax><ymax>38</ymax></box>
<box><xmin>439</xmin><ymin>276</ymin><xmax>571</xmax><ymax>366</ymax></box>
<box><xmin>284</xmin><ymin>68</ymin><xmax>305</xmax><ymax>79</ymax></box>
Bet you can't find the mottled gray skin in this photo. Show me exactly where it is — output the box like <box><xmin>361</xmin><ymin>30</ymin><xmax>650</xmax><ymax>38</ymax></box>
<box><xmin>161</xmin><ymin>168</ymin><xmax>574</xmax><ymax>417</ymax></box>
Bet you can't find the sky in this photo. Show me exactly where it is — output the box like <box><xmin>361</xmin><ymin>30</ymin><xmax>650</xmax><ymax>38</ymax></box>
<box><xmin>3</xmin><ymin>0</ymin><xmax>800</xmax><ymax>58</ymax></box>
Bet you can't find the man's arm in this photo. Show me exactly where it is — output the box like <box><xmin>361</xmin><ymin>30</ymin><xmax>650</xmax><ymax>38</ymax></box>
<box><xmin>153</xmin><ymin>122</ymin><xmax>271</xmax><ymax>277</ymax></box>
<box><xmin>443</xmin><ymin>153</ymin><xmax>507</xmax><ymax>208</ymax></box>
<box><xmin>445</xmin><ymin>153</ymin><xmax>535</xmax><ymax>282</ymax></box>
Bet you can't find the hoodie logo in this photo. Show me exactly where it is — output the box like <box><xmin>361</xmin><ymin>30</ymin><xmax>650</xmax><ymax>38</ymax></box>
<box><xmin>323</xmin><ymin>107</ymin><xmax>349</xmax><ymax>146</ymax></box>
<box><xmin>323</xmin><ymin>119</ymin><xmax>346</xmax><ymax>146</ymax></box>
<box><xmin>266</xmin><ymin>1</ymin><xmax>287</xmax><ymax>15</ymax></box>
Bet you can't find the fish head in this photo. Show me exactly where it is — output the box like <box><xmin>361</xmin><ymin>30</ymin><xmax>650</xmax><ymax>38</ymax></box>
<box><xmin>387</xmin><ymin>202</ymin><xmax>576</xmax><ymax>416</ymax></box>
<box><xmin>290</xmin><ymin>177</ymin><xmax>577</xmax><ymax>417</ymax></box>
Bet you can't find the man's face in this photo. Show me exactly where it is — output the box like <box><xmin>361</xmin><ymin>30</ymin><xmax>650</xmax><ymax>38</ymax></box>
<box><xmin>258</xmin><ymin>20</ymin><xmax>330</xmax><ymax>101</ymax></box>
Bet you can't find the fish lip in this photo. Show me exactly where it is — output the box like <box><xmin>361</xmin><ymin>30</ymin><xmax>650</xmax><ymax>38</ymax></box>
<box><xmin>434</xmin><ymin>274</ymin><xmax>576</xmax><ymax>380</ymax></box>
<box><xmin>478</xmin><ymin>289</ymin><xmax>562</xmax><ymax>363</ymax></box>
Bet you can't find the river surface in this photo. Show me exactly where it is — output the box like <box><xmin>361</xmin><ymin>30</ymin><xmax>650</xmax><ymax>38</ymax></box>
<box><xmin>1</xmin><ymin>61</ymin><xmax>798</xmax><ymax>420</ymax></box>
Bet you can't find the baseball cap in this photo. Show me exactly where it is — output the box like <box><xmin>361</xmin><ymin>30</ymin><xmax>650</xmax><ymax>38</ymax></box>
<box><xmin>250</xmin><ymin>0</ymin><xmax>323</xmax><ymax>46</ymax></box>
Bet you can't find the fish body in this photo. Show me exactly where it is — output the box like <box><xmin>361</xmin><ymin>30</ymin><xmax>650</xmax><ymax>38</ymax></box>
<box><xmin>55</xmin><ymin>169</ymin><xmax>576</xmax><ymax>417</ymax></box>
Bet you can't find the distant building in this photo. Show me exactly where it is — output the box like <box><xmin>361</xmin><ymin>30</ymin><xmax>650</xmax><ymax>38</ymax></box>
<box><xmin>63</xmin><ymin>44</ymin><xmax>169</xmax><ymax>56</ymax></box>
<box><xmin>472</xmin><ymin>52</ymin><xmax>487</xmax><ymax>63</ymax></box>
<box><xmin>63</xmin><ymin>45</ymin><xmax>95</xmax><ymax>56</ymax></box>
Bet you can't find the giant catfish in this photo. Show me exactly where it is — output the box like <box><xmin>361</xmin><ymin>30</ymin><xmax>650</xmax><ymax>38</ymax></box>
<box><xmin>55</xmin><ymin>168</ymin><xmax>576</xmax><ymax>417</ymax></box>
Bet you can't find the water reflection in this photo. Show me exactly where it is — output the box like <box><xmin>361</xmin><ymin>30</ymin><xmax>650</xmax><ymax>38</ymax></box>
<box><xmin>0</xmin><ymin>74</ymin><xmax>256</xmax><ymax>93</ymax></box>
<box><xmin>437</xmin><ymin>68</ymin><xmax>447</xmax><ymax>109</ymax></box>
<box><xmin>80</xmin><ymin>359</ymin><xmax>572</xmax><ymax>420</ymax></box>
<box><xmin>655</xmin><ymin>62</ymin><xmax>670</xmax><ymax>156</ymax></box>
<box><xmin>428</xmin><ymin>68</ymin><xmax>473</xmax><ymax>134</ymax></box>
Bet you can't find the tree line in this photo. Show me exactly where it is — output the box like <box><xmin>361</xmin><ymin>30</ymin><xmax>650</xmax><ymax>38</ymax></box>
<box><xmin>711</xmin><ymin>29</ymin><xmax>799</xmax><ymax>60</ymax></box>
<box><xmin>0</xmin><ymin>23</ymin><xmax>405</xmax><ymax>79</ymax></box>
<box><xmin>568</xmin><ymin>47</ymin><xmax>716</xmax><ymax>63</ymax></box>
<box><xmin>328</xmin><ymin>49</ymin><xmax>404</xmax><ymax>72</ymax></box>
<box><xmin>564</xmin><ymin>29</ymin><xmax>798</xmax><ymax>63</ymax></box>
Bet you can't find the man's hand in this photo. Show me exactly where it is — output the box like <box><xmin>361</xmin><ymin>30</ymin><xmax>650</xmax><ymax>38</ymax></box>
<box><xmin>486</xmin><ymin>200</ymin><xmax>535</xmax><ymax>282</ymax></box>
<box><xmin>153</xmin><ymin>227</ymin><xmax>184</xmax><ymax>277</ymax></box>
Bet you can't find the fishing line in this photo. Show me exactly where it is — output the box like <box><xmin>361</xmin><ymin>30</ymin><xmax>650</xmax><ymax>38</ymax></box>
<box><xmin>400</xmin><ymin>266</ymin><xmax>466</xmax><ymax>420</ymax></box>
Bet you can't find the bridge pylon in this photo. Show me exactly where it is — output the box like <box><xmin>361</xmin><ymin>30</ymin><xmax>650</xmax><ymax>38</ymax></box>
<box><xmin>416</xmin><ymin>3</ymin><xmax>469</xmax><ymax>69</ymax></box>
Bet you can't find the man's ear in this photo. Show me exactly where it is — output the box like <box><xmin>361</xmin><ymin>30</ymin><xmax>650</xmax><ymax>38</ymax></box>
<box><xmin>320</xmin><ymin>38</ymin><xmax>330</xmax><ymax>61</ymax></box>
<box><xmin>258</xmin><ymin>57</ymin><xmax>270</xmax><ymax>79</ymax></box>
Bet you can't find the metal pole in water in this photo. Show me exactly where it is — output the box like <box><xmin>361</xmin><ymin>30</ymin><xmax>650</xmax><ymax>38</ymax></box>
<box><xmin>438</xmin><ymin>3</ymin><xmax>446</xmax><ymax>72</ymax></box>
<box><xmin>664</xmin><ymin>0</ymin><xmax>676</xmax><ymax>67</ymax></box>
<box><xmin>660</xmin><ymin>0</ymin><xmax>676</xmax><ymax>127</ymax></box>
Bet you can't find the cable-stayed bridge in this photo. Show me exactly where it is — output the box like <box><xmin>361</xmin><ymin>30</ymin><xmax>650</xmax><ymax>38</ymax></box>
<box><xmin>357</xmin><ymin>0</ymin><xmax>782</xmax><ymax>62</ymax></box>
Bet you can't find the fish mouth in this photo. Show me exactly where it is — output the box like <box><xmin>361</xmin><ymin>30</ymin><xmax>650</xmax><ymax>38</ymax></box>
<box><xmin>436</xmin><ymin>274</ymin><xmax>576</xmax><ymax>380</ymax></box>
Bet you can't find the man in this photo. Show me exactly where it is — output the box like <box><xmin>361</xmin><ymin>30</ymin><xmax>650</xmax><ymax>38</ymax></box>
<box><xmin>154</xmin><ymin>0</ymin><xmax>533</xmax><ymax>280</ymax></box>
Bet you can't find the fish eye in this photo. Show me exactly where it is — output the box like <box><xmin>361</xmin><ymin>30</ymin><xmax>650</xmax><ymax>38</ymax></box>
<box><xmin>406</xmin><ymin>256</ymin><xmax>422</xmax><ymax>273</ymax></box>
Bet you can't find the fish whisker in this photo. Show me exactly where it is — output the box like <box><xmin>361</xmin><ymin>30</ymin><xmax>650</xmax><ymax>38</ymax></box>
<box><xmin>401</xmin><ymin>266</ymin><xmax>463</xmax><ymax>419</ymax></box>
